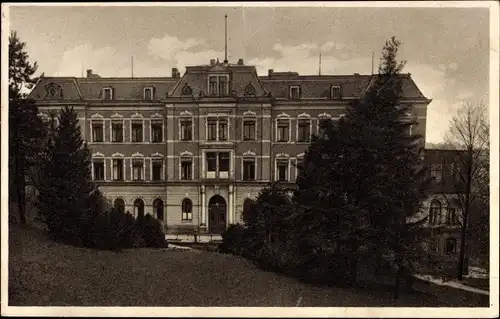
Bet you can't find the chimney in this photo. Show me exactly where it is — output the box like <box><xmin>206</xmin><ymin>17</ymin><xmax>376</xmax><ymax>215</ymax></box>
<box><xmin>268</xmin><ymin>69</ymin><xmax>274</xmax><ymax>77</ymax></box>
<box><xmin>354</xmin><ymin>73</ymin><xmax>360</xmax><ymax>76</ymax></box>
<box><xmin>237</xmin><ymin>59</ymin><xmax>244</xmax><ymax>65</ymax></box>
<box><xmin>172</xmin><ymin>68</ymin><xmax>180</xmax><ymax>78</ymax></box>
<box><xmin>210</xmin><ymin>59</ymin><xmax>216</xmax><ymax>65</ymax></box>
<box><xmin>86</xmin><ymin>69</ymin><xmax>93</xmax><ymax>78</ymax></box>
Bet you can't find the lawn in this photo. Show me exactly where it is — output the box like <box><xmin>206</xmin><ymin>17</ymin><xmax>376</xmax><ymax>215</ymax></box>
<box><xmin>8</xmin><ymin>224</ymin><xmax>489</xmax><ymax>307</ymax></box>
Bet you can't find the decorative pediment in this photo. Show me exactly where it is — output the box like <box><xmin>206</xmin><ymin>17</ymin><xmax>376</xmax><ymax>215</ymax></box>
<box><xmin>180</xmin><ymin>110</ymin><xmax>193</xmax><ymax>117</ymax></box>
<box><xmin>90</xmin><ymin>113</ymin><xmax>104</xmax><ymax>118</ymax></box>
<box><xmin>277</xmin><ymin>112</ymin><xmax>290</xmax><ymax>118</ymax></box>
<box><xmin>243</xmin><ymin>110</ymin><xmax>257</xmax><ymax>117</ymax></box>
<box><xmin>209</xmin><ymin>64</ymin><xmax>227</xmax><ymax>72</ymax></box>
<box><xmin>243</xmin><ymin>150</ymin><xmax>256</xmax><ymax>156</ymax></box>
<box><xmin>276</xmin><ymin>153</ymin><xmax>290</xmax><ymax>158</ymax></box>
<box><xmin>131</xmin><ymin>152</ymin><xmax>144</xmax><ymax>157</ymax></box>
<box><xmin>151</xmin><ymin>152</ymin><xmax>164</xmax><ymax>157</ymax></box>
<box><xmin>131</xmin><ymin>112</ymin><xmax>143</xmax><ymax>118</ymax></box>
<box><xmin>110</xmin><ymin>113</ymin><xmax>123</xmax><ymax>118</ymax></box>
<box><xmin>318</xmin><ymin>112</ymin><xmax>332</xmax><ymax>119</ymax></box>
<box><xmin>92</xmin><ymin>152</ymin><xmax>105</xmax><ymax>157</ymax></box>
<box><xmin>180</xmin><ymin>151</ymin><xmax>193</xmax><ymax>157</ymax></box>
<box><xmin>44</xmin><ymin>82</ymin><xmax>63</xmax><ymax>99</ymax></box>
<box><xmin>181</xmin><ymin>83</ymin><xmax>193</xmax><ymax>96</ymax></box>
<box><xmin>112</xmin><ymin>152</ymin><xmax>124</xmax><ymax>157</ymax></box>
<box><xmin>297</xmin><ymin>112</ymin><xmax>311</xmax><ymax>118</ymax></box>
<box><xmin>151</xmin><ymin>113</ymin><xmax>163</xmax><ymax>118</ymax></box>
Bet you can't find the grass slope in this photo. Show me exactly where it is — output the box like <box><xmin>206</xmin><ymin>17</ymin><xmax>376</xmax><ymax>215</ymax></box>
<box><xmin>8</xmin><ymin>224</ymin><xmax>489</xmax><ymax>307</ymax></box>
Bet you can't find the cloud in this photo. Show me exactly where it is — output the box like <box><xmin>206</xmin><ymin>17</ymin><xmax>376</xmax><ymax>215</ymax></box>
<box><xmin>147</xmin><ymin>35</ymin><xmax>206</xmax><ymax>61</ymax></box>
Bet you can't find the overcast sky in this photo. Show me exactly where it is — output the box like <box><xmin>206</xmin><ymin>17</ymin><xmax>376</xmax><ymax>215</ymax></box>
<box><xmin>8</xmin><ymin>4</ymin><xmax>491</xmax><ymax>143</ymax></box>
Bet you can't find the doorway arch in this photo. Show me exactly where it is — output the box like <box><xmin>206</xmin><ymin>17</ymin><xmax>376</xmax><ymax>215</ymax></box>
<box><xmin>208</xmin><ymin>195</ymin><xmax>227</xmax><ymax>235</ymax></box>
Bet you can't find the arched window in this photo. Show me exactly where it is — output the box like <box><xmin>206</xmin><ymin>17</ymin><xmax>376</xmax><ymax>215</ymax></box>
<box><xmin>429</xmin><ymin>200</ymin><xmax>441</xmax><ymax>224</ymax></box>
<box><xmin>445</xmin><ymin>238</ymin><xmax>457</xmax><ymax>254</ymax></box>
<box><xmin>153</xmin><ymin>198</ymin><xmax>164</xmax><ymax>221</ymax></box>
<box><xmin>243</xmin><ymin>198</ymin><xmax>254</xmax><ymax>214</ymax></box>
<box><xmin>182</xmin><ymin>198</ymin><xmax>193</xmax><ymax>221</ymax></box>
<box><xmin>114</xmin><ymin>198</ymin><xmax>125</xmax><ymax>214</ymax></box>
<box><xmin>133</xmin><ymin>198</ymin><xmax>145</xmax><ymax>218</ymax></box>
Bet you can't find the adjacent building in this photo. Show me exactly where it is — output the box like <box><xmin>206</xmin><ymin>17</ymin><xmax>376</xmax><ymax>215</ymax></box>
<box><xmin>28</xmin><ymin>58</ymin><xmax>431</xmax><ymax>235</ymax></box>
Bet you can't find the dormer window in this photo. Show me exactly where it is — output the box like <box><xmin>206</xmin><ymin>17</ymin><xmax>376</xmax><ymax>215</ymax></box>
<box><xmin>289</xmin><ymin>86</ymin><xmax>300</xmax><ymax>100</ymax></box>
<box><xmin>331</xmin><ymin>86</ymin><xmax>341</xmax><ymax>100</ymax></box>
<box><xmin>103</xmin><ymin>88</ymin><xmax>113</xmax><ymax>100</ymax></box>
<box><xmin>208</xmin><ymin>75</ymin><xmax>229</xmax><ymax>96</ymax></box>
<box><xmin>144</xmin><ymin>87</ymin><xmax>154</xmax><ymax>100</ymax></box>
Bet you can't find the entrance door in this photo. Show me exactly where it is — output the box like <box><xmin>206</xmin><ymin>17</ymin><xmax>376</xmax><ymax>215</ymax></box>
<box><xmin>208</xmin><ymin>195</ymin><xmax>227</xmax><ymax>235</ymax></box>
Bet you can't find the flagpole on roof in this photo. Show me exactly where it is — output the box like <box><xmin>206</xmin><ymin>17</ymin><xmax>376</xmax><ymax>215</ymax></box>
<box><xmin>371</xmin><ymin>51</ymin><xmax>374</xmax><ymax>75</ymax></box>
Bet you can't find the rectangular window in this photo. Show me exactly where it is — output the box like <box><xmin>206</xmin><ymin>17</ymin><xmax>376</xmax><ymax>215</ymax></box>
<box><xmin>151</xmin><ymin>120</ymin><xmax>163</xmax><ymax>143</ymax></box>
<box><xmin>181</xmin><ymin>158</ymin><xmax>192</xmax><ymax>180</ymax></box>
<box><xmin>277</xmin><ymin>120</ymin><xmax>289</xmax><ymax>142</ymax></box>
<box><xmin>180</xmin><ymin>119</ymin><xmax>193</xmax><ymax>141</ymax></box>
<box><xmin>318</xmin><ymin>119</ymin><xmax>330</xmax><ymax>137</ymax></box>
<box><xmin>331</xmin><ymin>86</ymin><xmax>341</xmax><ymax>99</ymax></box>
<box><xmin>112</xmin><ymin>121</ymin><xmax>123</xmax><ymax>142</ymax></box>
<box><xmin>219</xmin><ymin>152</ymin><xmax>230</xmax><ymax>172</ymax></box>
<box><xmin>144</xmin><ymin>88</ymin><xmax>153</xmax><ymax>100</ymax></box>
<box><xmin>112</xmin><ymin>159</ymin><xmax>123</xmax><ymax>181</ymax></box>
<box><xmin>152</xmin><ymin>159</ymin><xmax>163</xmax><ymax>181</ymax></box>
<box><xmin>131</xmin><ymin>121</ymin><xmax>143</xmax><ymax>142</ymax></box>
<box><xmin>243</xmin><ymin>159</ymin><xmax>256</xmax><ymax>181</ymax></box>
<box><xmin>430</xmin><ymin>164</ymin><xmax>443</xmax><ymax>182</ymax></box>
<box><xmin>277</xmin><ymin>160</ymin><xmax>288</xmax><ymax>181</ymax></box>
<box><xmin>297</xmin><ymin>119</ymin><xmax>311</xmax><ymax>142</ymax></box>
<box><xmin>218</xmin><ymin>118</ymin><xmax>228</xmax><ymax>141</ymax></box>
<box><xmin>92</xmin><ymin>121</ymin><xmax>104</xmax><ymax>142</ymax></box>
<box><xmin>207</xmin><ymin>118</ymin><xmax>217</xmax><ymax>141</ymax></box>
<box><xmin>206</xmin><ymin>152</ymin><xmax>217</xmax><ymax>172</ymax></box>
<box><xmin>93</xmin><ymin>160</ymin><xmax>104</xmax><ymax>180</ymax></box>
<box><xmin>295</xmin><ymin>158</ymin><xmax>304</xmax><ymax>180</ymax></box>
<box><xmin>209</xmin><ymin>76</ymin><xmax>218</xmax><ymax>96</ymax></box>
<box><xmin>290</xmin><ymin>86</ymin><xmax>300</xmax><ymax>100</ymax></box>
<box><xmin>243</xmin><ymin>120</ymin><xmax>256</xmax><ymax>141</ymax></box>
<box><xmin>103</xmin><ymin>88</ymin><xmax>113</xmax><ymax>100</ymax></box>
<box><xmin>132</xmin><ymin>159</ymin><xmax>144</xmax><ymax>181</ymax></box>
<box><xmin>219</xmin><ymin>76</ymin><xmax>228</xmax><ymax>96</ymax></box>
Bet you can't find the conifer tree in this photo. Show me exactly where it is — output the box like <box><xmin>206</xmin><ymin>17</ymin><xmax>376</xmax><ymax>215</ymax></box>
<box><xmin>37</xmin><ymin>106</ymin><xmax>94</xmax><ymax>245</ymax></box>
<box><xmin>9</xmin><ymin>30</ymin><xmax>46</xmax><ymax>224</ymax></box>
<box><xmin>345</xmin><ymin>37</ymin><xmax>429</xmax><ymax>297</ymax></box>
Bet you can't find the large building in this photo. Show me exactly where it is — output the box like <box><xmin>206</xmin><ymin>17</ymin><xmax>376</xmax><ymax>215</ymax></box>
<box><xmin>28</xmin><ymin>58</ymin><xmax>431</xmax><ymax>235</ymax></box>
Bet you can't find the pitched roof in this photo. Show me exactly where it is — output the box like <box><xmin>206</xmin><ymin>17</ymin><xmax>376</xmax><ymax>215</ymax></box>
<box><xmin>28</xmin><ymin>64</ymin><xmax>429</xmax><ymax>102</ymax></box>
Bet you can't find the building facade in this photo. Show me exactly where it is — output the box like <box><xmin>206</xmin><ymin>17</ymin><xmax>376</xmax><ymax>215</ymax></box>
<box><xmin>421</xmin><ymin>149</ymin><xmax>466</xmax><ymax>271</ymax></box>
<box><xmin>28</xmin><ymin>58</ymin><xmax>431</xmax><ymax>235</ymax></box>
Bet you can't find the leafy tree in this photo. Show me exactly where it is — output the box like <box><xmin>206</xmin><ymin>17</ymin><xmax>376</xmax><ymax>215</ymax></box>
<box><xmin>37</xmin><ymin>106</ymin><xmax>94</xmax><ymax>245</ymax></box>
<box><xmin>9</xmin><ymin>30</ymin><xmax>46</xmax><ymax>224</ymax></box>
<box><xmin>344</xmin><ymin>37</ymin><xmax>429</xmax><ymax>298</ymax></box>
<box><xmin>443</xmin><ymin>101</ymin><xmax>489</xmax><ymax>279</ymax></box>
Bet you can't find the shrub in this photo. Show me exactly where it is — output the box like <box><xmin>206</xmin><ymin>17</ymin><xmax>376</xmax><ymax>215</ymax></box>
<box><xmin>140</xmin><ymin>214</ymin><xmax>168</xmax><ymax>248</ymax></box>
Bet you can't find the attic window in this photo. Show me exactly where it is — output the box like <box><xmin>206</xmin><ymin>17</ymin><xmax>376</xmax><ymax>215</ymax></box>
<box><xmin>181</xmin><ymin>84</ymin><xmax>193</xmax><ymax>96</ymax></box>
<box><xmin>289</xmin><ymin>86</ymin><xmax>300</xmax><ymax>100</ymax></box>
<box><xmin>331</xmin><ymin>86</ymin><xmax>341</xmax><ymax>99</ymax></box>
<box><xmin>144</xmin><ymin>87</ymin><xmax>154</xmax><ymax>100</ymax></box>
<box><xmin>103</xmin><ymin>88</ymin><xmax>113</xmax><ymax>100</ymax></box>
<box><xmin>208</xmin><ymin>75</ymin><xmax>229</xmax><ymax>96</ymax></box>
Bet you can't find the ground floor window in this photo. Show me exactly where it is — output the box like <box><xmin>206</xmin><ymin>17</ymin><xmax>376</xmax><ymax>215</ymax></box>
<box><xmin>182</xmin><ymin>198</ymin><xmax>193</xmax><ymax>221</ymax></box>
<box><xmin>445</xmin><ymin>237</ymin><xmax>457</xmax><ymax>254</ymax></box>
